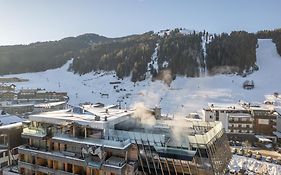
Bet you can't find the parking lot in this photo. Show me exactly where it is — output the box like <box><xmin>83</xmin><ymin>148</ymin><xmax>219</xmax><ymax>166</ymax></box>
<box><xmin>228</xmin><ymin>147</ymin><xmax>281</xmax><ymax>175</ymax></box>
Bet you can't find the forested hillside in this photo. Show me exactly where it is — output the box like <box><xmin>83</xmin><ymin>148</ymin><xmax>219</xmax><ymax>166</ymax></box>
<box><xmin>70</xmin><ymin>32</ymin><xmax>158</xmax><ymax>82</ymax></box>
<box><xmin>0</xmin><ymin>34</ymin><xmax>111</xmax><ymax>75</ymax></box>
<box><xmin>1</xmin><ymin>28</ymin><xmax>280</xmax><ymax>82</ymax></box>
<box><xmin>157</xmin><ymin>29</ymin><xmax>204</xmax><ymax>77</ymax></box>
<box><xmin>206</xmin><ymin>31</ymin><xmax>257</xmax><ymax>74</ymax></box>
<box><xmin>70</xmin><ymin>29</ymin><xmax>205</xmax><ymax>82</ymax></box>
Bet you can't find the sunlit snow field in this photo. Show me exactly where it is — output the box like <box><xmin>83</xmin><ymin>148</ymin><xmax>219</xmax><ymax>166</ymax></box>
<box><xmin>2</xmin><ymin>39</ymin><xmax>281</xmax><ymax>115</ymax></box>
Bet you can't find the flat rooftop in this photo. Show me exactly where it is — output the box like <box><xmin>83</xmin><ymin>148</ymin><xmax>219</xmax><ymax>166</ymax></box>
<box><xmin>34</xmin><ymin>101</ymin><xmax>67</xmax><ymax>108</ymax></box>
<box><xmin>207</xmin><ymin>103</ymin><xmax>246</xmax><ymax>111</ymax></box>
<box><xmin>28</xmin><ymin>105</ymin><xmax>133</xmax><ymax>129</ymax></box>
<box><xmin>247</xmin><ymin>105</ymin><xmax>271</xmax><ymax>111</ymax></box>
<box><xmin>0</xmin><ymin>112</ymin><xmax>23</xmax><ymax>125</ymax></box>
<box><xmin>0</xmin><ymin>112</ymin><xmax>23</xmax><ymax>130</ymax></box>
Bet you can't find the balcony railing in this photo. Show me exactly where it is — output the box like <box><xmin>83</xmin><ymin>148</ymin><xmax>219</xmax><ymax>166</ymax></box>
<box><xmin>19</xmin><ymin>145</ymin><xmax>132</xmax><ymax>174</ymax></box>
<box><xmin>22</xmin><ymin>128</ymin><xmax>47</xmax><ymax>139</ymax></box>
<box><xmin>18</xmin><ymin>161</ymin><xmax>79</xmax><ymax>175</ymax></box>
<box><xmin>52</xmin><ymin>133</ymin><xmax>131</xmax><ymax>150</ymax></box>
<box><xmin>18</xmin><ymin>145</ymin><xmax>86</xmax><ymax>166</ymax></box>
<box><xmin>102</xmin><ymin>156</ymin><xmax>126</xmax><ymax>174</ymax></box>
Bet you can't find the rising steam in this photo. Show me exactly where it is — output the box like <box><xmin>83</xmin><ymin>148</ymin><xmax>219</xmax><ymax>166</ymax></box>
<box><xmin>131</xmin><ymin>102</ymin><xmax>156</xmax><ymax>127</ymax></box>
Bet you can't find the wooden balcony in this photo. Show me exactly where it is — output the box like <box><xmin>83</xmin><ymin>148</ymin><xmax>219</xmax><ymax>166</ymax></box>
<box><xmin>18</xmin><ymin>145</ymin><xmax>86</xmax><ymax>167</ymax></box>
<box><xmin>18</xmin><ymin>161</ymin><xmax>79</xmax><ymax>175</ymax></box>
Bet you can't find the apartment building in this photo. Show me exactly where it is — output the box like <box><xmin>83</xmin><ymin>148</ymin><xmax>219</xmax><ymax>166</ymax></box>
<box><xmin>203</xmin><ymin>102</ymin><xmax>280</xmax><ymax>142</ymax></box>
<box><xmin>203</xmin><ymin>103</ymin><xmax>252</xmax><ymax>132</ymax></box>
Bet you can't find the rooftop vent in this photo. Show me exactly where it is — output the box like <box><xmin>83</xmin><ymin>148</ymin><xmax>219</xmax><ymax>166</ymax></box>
<box><xmin>72</xmin><ymin>107</ymin><xmax>84</xmax><ymax>114</ymax></box>
<box><xmin>95</xmin><ymin>116</ymin><xmax>100</xmax><ymax>121</ymax></box>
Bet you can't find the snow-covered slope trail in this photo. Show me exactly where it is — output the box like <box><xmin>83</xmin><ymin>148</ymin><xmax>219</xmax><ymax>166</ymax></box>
<box><xmin>2</xmin><ymin>39</ymin><xmax>281</xmax><ymax>115</ymax></box>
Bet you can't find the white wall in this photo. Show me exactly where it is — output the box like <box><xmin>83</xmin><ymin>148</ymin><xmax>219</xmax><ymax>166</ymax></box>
<box><xmin>202</xmin><ymin>110</ymin><xmax>215</xmax><ymax>122</ymax></box>
<box><xmin>202</xmin><ymin>109</ymin><xmax>229</xmax><ymax>132</ymax></box>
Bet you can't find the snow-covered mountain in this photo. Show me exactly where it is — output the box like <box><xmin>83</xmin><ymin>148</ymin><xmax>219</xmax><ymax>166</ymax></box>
<box><xmin>1</xmin><ymin>39</ymin><xmax>281</xmax><ymax>115</ymax></box>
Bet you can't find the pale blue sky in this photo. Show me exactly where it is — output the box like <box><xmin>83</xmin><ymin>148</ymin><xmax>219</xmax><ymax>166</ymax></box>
<box><xmin>0</xmin><ymin>0</ymin><xmax>280</xmax><ymax>45</ymax></box>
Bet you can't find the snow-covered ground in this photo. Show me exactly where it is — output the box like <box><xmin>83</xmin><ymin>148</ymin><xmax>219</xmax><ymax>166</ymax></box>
<box><xmin>229</xmin><ymin>155</ymin><xmax>281</xmax><ymax>175</ymax></box>
<box><xmin>1</xmin><ymin>39</ymin><xmax>281</xmax><ymax>116</ymax></box>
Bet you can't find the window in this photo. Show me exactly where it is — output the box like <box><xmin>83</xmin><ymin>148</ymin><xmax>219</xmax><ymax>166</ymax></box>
<box><xmin>215</xmin><ymin>111</ymin><xmax>219</xmax><ymax>117</ymax></box>
<box><xmin>216</xmin><ymin>116</ymin><xmax>219</xmax><ymax>121</ymax></box>
<box><xmin>0</xmin><ymin>161</ymin><xmax>8</xmax><ymax>168</ymax></box>
<box><xmin>258</xmin><ymin>119</ymin><xmax>269</xmax><ymax>125</ymax></box>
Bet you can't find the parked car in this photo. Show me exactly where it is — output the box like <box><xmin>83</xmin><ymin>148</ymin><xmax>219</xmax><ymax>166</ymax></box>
<box><xmin>245</xmin><ymin>150</ymin><xmax>252</xmax><ymax>157</ymax></box>
<box><xmin>235</xmin><ymin>141</ymin><xmax>242</xmax><ymax>146</ymax></box>
<box><xmin>229</xmin><ymin>169</ymin><xmax>236</xmax><ymax>175</ymax></box>
<box><xmin>231</xmin><ymin>148</ymin><xmax>237</xmax><ymax>154</ymax></box>
<box><xmin>229</xmin><ymin>141</ymin><xmax>235</xmax><ymax>146</ymax></box>
<box><xmin>254</xmin><ymin>152</ymin><xmax>262</xmax><ymax>160</ymax></box>
<box><xmin>237</xmin><ymin>148</ymin><xmax>245</xmax><ymax>156</ymax></box>
<box><xmin>265</xmin><ymin>156</ymin><xmax>272</xmax><ymax>163</ymax></box>
<box><xmin>276</xmin><ymin>157</ymin><xmax>281</xmax><ymax>165</ymax></box>
<box><xmin>238</xmin><ymin>169</ymin><xmax>247</xmax><ymax>175</ymax></box>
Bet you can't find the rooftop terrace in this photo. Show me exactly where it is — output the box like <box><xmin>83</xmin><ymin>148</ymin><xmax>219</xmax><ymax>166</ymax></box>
<box><xmin>28</xmin><ymin>105</ymin><xmax>133</xmax><ymax>130</ymax></box>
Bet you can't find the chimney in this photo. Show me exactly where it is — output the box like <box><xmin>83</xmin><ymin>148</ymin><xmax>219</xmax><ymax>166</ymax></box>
<box><xmin>154</xmin><ymin>107</ymin><xmax>161</xmax><ymax>119</ymax></box>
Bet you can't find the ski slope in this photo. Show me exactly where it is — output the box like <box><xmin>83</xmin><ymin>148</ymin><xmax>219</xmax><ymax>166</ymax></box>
<box><xmin>2</xmin><ymin>39</ymin><xmax>281</xmax><ymax>115</ymax></box>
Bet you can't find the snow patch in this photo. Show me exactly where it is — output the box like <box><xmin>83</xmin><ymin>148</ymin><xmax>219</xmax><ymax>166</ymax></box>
<box><xmin>147</xmin><ymin>43</ymin><xmax>159</xmax><ymax>77</ymax></box>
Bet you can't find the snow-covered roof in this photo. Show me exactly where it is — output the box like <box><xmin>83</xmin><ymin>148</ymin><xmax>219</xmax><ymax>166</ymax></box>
<box><xmin>275</xmin><ymin>108</ymin><xmax>281</xmax><ymax>115</ymax></box>
<box><xmin>0</xmin><ymin>122</ymin><xmax>22</xmax><ymax>130</ymax></box>
<box><xmin>0</xmin><ymin>113</ymin><xmax>23</xmax><ymax>125</ymax></box>
<box><xmin>0</xmin><ymin>112</ymin><xmax>23</xmax><ymax>130</ymax></box>
<box><xmin>29</xmin><ymin>105</ymin><xmax>133</xmax><ymax>130</ymax></box>
<box><xmin>255</xmin><ymin>135</ymin><xmax>272</xmax><ymax>142</ymax></box>
<box><xmin>207</xmin><ymin>103</ymin><xmax>245</xmax><ymax>111</ymax></box>
<box><xmin>273</xmin><ymin>131</ymin><xmax>281</xmax><ymax>138</ymax></box>
<box><xmin>34</xmin><ymin>101</ymin><xmax>66</xmax><ymax>108</ymax></box>
<box><xmin>1</xmin><ymin>103</ymin><xmax>34</xmax><ymax>107</ymax></box>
